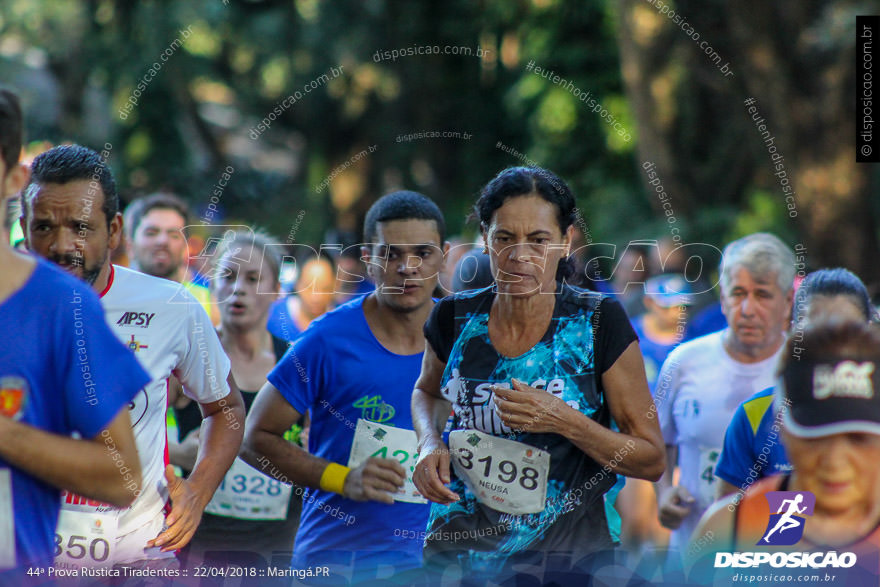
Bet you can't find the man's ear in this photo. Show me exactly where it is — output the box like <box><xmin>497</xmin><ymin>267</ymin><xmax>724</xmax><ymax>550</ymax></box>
<box><xmin>3</xmin><ymin>163</ymin><xmax>27</xmax><ymax>198</ymax></box>
<box><xmin>361</xmin><ymin>245</ymin><xmax>376</xmax><ymax>278</ymax></box>
<box><xmin>108</xmin><ymin>212</ymin><xmax>124</xmax><ymax>251</ymax></box>
<box><xmin>563</xmin><ymin>225</ymin><xmax>574</xmax><ymax>256</ymax></box>
<box><xmin>18</xmin><ymin>214</ymin><xmax>28</xmax><ymax>249</ymax></box>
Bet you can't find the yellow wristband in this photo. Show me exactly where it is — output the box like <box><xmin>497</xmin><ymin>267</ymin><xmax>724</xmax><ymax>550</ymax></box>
<box><xmin>319</xmin><ymin>462</ymin><xmax>351</xmax><ymax>495</ymax></box>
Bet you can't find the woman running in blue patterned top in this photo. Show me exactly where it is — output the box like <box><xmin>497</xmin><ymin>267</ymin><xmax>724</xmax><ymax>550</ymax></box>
<box><xmin>412</xmin><ymin>166</ymin><xmax>666</xmax><ymax>583</ymax></box>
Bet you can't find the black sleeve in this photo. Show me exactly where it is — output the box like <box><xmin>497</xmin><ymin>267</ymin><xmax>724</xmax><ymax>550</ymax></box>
<box><xmin>423</xmin><ymin>297</ymin><xmax>456</xmax><ymax>364</ymax></box>
<box><xmin>594</xmin><ymin>296</ymin><xmax>638</xmax><ymax>374</ymax></box>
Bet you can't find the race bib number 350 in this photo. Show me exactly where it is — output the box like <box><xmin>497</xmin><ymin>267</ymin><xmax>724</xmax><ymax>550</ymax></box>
<box><xmin>348</xmin><ymin>419</ymin><xmax>426</xmax><ymax>504</ymax></box>
<box><xmin>449</xmin><ymin>429</ymin><xmax>550</xmax><ymax>515</ymax></box>
<box><xmin>53</xmin><ymin>510</ymin><xmax>117</xmax><ymax>568</ymax></box>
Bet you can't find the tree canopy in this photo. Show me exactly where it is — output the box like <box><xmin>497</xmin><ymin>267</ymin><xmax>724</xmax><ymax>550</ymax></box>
<box><xmin>2</xmin><ymin>0</ymin><xmax>877</xmax><ymax>291</ymax></box>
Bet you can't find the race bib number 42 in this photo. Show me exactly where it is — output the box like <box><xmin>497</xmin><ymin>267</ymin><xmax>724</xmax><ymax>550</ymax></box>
<box><xmin>348</xmin><ymin>419</ymin><xmax>426</xmax><ymax>504</ymax></box>
<box><xmin>449</xmin><ymin>429</ymin><xmax>550</xmax><ymax>515</ymax></box>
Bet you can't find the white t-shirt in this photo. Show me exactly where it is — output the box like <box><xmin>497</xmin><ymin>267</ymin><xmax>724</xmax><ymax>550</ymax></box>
<box><xmin>656</xmin><ymin>329</ymin><xmax>783</xmax><ymax>552</ymax></box>
<box><xmin>57</xmin><ymin>265</ymin><xmax>231</xmax><ymax>565</ymax></box>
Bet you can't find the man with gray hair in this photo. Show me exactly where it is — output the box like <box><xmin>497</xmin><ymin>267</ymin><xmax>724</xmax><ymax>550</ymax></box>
<box><xmin>653</xmin><ymin>233</ymin><xmax>795</xmax><ymax>562</ymax></box>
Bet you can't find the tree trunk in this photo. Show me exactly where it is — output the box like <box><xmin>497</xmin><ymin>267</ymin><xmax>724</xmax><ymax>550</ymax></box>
<box><xmin>615</xmin><ymin>0</ymin><xmax>879</xmax><ymax>292</ymax></box>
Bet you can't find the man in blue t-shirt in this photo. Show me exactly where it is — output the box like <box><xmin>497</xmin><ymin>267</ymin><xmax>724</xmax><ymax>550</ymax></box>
<box><xmin>631</xmin><ymin>273</ymin><xmax>692</xmax><ymax>394</ymax></box>
<box><xmin>242</xmin><ymin>191</ymin><xmax>450</xmax><ymax>582</ymax></box>
<box><xmin>0</xmin><ymin>87</ymin><xmax>149</xmax><ymax>575</ymax></box>
<box><xmin>713</xmin><ymin>386</ymin><xmax>791</xmax><ymax>502</ymax></box>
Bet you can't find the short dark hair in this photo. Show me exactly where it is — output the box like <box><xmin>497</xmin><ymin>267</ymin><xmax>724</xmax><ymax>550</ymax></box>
<box><xmin>125</xmin><ymin>192</ymin><xmax>190</xmax><ymax>239</ymax></box>
<box><xmin>794</xmin><ymin>268</ymin><xmax>876</xmax><ymax>324</ymax></box>
<box><xmin>23</xmin><ymin>144</ymin><xmax>118</xmax><ymax>229</ymax></box>
<box><xmin>363</xmin><ymin>190</ymin><xmax>445</xmax><ymax>243</ymax></box>
<box><xmin>474</xmin><ymin>166</ymin><xmax>576</xmax><ymax>280</ymax></box>
<box><xmin>0</xmin><ymin>87</ymin><xmax>23</xmax><ymax>171</ymax></box>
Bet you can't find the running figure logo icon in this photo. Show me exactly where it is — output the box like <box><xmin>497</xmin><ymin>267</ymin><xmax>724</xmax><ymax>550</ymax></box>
<box><xmin>758</xmin><ymin>491</ymin><xmax>816</xmax><ymax>546</ymax></box>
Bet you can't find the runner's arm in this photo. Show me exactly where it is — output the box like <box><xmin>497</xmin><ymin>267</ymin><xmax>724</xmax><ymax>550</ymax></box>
<box><xmin>498</xmin><ymin>341</ymin><xmax>665</xmax><ymax>480</ymax></box>
<box><xmin>167</xmin><ymin>427</ymin><xmax>199</xmax><ymax>473</ymax></box>
<box><xmin>655</xmin><ymin>444</ymin><xmax>678</xmax><ymax>498</ymax></box>
<box><xmin>240</xmin><ymin>381</ymin><xmax>322</xmax><ymax>488</ymax></box>
<box><xmin>148</xmin><ymin>372</ymin><xmax>245</xmax><ymax>551</ymax></box>
<box><xmin>654</xmin><ymin>444</ymin><xmax>695</xmax><ymax>529</ymax></box>
<box><xmin>0</xmin><ymin>409</ymin><xmax>141</xmax><ymax>508</ymax></box>
<box><xmin>589</xmin><ymin>341</ymin><xmax>666</xmax><ymax>479</ymax></box>
<box><xmin>411</xmin><ymin>345</ymin><xmax>459</xmax><ymax>504</ymax></box>
<box><xmin>187</xmin><ymin>371</ymin><xmax>245</xmax><ymax>502</ymax></box>
<box><xmin>242</xmin><ymin>382</ymin><xmax>406</xmax><ymax>503</ymax></box>
<box><xmin>493</xmin><ymin>342</ymin><xmax>665</xmax><ymax>480</ymax></box>
<box><xmin>411</xmin><ymin>344</ymin><xmax>452</xmax><ymax>446</ymax></box>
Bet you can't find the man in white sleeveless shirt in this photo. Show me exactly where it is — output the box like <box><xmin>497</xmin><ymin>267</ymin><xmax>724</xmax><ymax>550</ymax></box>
<box><xmin>21</xmin><ymin>145</ymin><xmax>245</xmax><ymax>575</ymax></box>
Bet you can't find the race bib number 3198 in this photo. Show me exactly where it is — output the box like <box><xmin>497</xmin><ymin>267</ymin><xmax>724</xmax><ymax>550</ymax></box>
<box><xmin>449</xmin><ymin>429</ymin><xmax>550</xmax><ymax>515</ymax></box>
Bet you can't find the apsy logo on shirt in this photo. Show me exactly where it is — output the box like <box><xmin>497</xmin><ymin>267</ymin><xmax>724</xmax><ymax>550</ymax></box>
<box><xmin>116</xmin><ymin>312</ymin><xmax>156</xmax><ymax>328</ymax></box>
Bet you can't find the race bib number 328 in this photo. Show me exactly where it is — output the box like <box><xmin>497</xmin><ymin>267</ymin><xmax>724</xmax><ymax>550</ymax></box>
<box><xmin>449</xmin><ymin>429</ymin><xmax>550</xmax><ymax>515</ymax></box>
<box><xmin>205</xmin><ymin>458</ymin><xmax>292</xmax><ymax>520</ymax></box>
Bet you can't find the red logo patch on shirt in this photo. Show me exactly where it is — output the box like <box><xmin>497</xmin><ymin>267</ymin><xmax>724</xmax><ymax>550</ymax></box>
<box><xmin>0</xmin><ymin>376</ymin><xmax>28</xmax><ymax>420</ymax></box>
